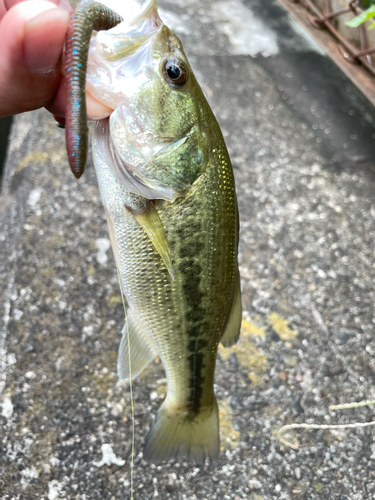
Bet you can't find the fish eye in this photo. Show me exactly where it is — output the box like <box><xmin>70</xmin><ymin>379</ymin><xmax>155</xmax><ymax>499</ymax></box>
<box><xmin>162</xmin><ymin>58</ymin><xmax>188</xmax><ymax>86</ymax></box>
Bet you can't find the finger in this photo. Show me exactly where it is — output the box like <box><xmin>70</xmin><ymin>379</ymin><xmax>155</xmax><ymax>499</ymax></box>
<box><xmin>0</xmin><ymin>1</ymin><xmax>6</xmax><ymax>19</ymax></box>
<box><xmin>1</xmin><ymin>0</ymin><xmax>62</xmax><ymax>23</ymax></box>
<box><xmin>4</xmin><ymin>0</ymin><xmax>57</xmax><ymax>9</ymax></box>
<box><xmin>0</xmin><ymin>1</ymin><xmax>69</xmax><ymax>118</ymax></box>
<box><xmin>45</xmin><ymin>73</ymin><xmax>66</xmax><ymax>116</ymax></box>
<box><xmin>4</xmin><ymin>0</ymin><xmax>71</xmax><ymax>13</ymax></box>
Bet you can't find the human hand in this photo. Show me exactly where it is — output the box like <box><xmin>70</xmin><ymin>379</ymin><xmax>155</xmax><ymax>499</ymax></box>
<box><xmin>0</xmin><ymin>0</ymin><xmax>70</xmax><ymax>119</ymax></box>
<box><xmin>0</xmin><ymin>0</ymin><xmax>110</xmax><ymax>120</ymax></box>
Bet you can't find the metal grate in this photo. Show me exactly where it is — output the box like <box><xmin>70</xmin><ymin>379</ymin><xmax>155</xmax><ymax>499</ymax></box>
<box><xmin>292</xmin><ymin>0</ymin><xmax>375</xmax><ymax>76</ymax></box>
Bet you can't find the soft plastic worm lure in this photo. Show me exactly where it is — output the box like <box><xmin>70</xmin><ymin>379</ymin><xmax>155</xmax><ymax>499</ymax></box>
<box><xmin>65</xmin><ymin>0</ymin><xmax>123</xmax><ymax>178</ymax></box>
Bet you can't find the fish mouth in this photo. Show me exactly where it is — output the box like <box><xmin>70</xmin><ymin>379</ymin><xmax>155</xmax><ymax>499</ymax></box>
<box><xmin>99</xmin><ymin>0</ymin><xmax>160</xmax><ymax>30</ymax></box>
<box><xmin>86</xmin><ymin>90</ymin><xmax>113</xmax><ymax>120</ymax></box>
<box><xmin>95</xmin><ymin>0</ymin><xmax>162</xmax><ymax>62</ymax></box>
<box><xmin>86</xmin><ymin>0</ymin><xmax>163</xmax><ymax>111</ymax></box>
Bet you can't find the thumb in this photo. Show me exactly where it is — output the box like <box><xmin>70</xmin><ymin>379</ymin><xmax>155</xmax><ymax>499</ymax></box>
<box><xmin>0</xmin><ymin>1</ymin><xmax>69</xmax><ymax>118</ymax></box>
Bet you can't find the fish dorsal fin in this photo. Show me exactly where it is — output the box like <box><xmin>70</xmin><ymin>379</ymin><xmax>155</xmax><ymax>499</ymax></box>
<box><xmin>131</xmin><ymin>201</ymin><xmax>175</xmax><ymax>280</ymax></box>
<box><xmin>220</xmin><ymin>271</ymin><xmax>242</xmax><ymax>348</ymax></box>
<box><xmin>118</xmin><ymin>310</ymin><xmax>158</xmax><ymax>380</ymax></box>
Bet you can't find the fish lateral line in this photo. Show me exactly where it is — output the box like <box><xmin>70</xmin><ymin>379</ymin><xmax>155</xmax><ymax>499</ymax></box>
<box><xmin>127</xmin><ymin>200</ymin><xmax>175</xmax><ymax>281</ymax></box>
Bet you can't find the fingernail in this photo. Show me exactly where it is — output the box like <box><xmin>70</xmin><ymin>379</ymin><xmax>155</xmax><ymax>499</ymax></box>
<box><xmin>58</xmin><ymin>0</ymin><xmax>72</xmax><ymax>11</ymax></box>
<box><xmin>24</xmin><ymin>7</ymin><xmax>69</xmax><ymax>74</ymax></box>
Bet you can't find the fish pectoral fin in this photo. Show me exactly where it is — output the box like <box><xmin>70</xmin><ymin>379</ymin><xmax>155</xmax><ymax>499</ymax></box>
<box><xmin>220</xmin><ymin>271</ymin><xmax>242</xmax><ymax>348</ymax></box>
<box><xmin>131</xmin><ymin>201</ymin><xmax>175</xmax><ymax>280</ymax></box>
<box><xmin>118</xmin><ymin>311</ymin><xmax>158</xmax><ymax>380</ymax></box>
<box><xmin>143</xmin><ymin>397</ymin><xmax>219</xmax><ymax>464</ymax></box>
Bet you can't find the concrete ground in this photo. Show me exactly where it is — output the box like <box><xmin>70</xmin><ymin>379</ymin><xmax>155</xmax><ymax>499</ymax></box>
<box><xmin>1</xmin><ymin>0</ymin><xmax>375</xmax><ymax>499</ymax></box>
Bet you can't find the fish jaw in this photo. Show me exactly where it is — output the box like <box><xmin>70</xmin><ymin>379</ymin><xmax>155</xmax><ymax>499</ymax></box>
<box><xmin>86</xmin><ymin>90</ymin><xmax>113</xmax><ymax>120</ymax></box>
<box><xmin>97</xmin><ymin>0</ymin><xmax>159</xmax><ymax>31</ymax></box>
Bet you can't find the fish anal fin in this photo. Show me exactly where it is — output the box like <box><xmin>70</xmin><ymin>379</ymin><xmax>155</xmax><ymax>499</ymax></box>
<box><xmin>143</xmin><ymin>397</ymin><xmax>219</xmax><ymax>464</ymax></box>
<box><xmin>131</xmin><ymin>200</ymin><xmax>175</xmax><ymax>280</ymax></box>
<box><xmin>220</xmin><ymin>272</ymin><xmax>242</xmax><ymax>348</ymax></box>
<box><xmin>118</xmin><ymin>311</ymin><xmax>158</xmax><ymax>380</ymax></box>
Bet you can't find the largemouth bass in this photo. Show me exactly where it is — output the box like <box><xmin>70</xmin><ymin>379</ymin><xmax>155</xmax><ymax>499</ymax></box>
<box><xmin>64</xmin><ymin>0</ymin><xmax>242</xmax><ymax>464</ymax></box>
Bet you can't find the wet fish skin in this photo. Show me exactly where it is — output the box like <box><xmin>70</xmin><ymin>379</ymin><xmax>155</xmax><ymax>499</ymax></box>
<box><xmin>80</xmin><ymin>0</ymin><xmax>242</xmax><ymax>463</ymax></box>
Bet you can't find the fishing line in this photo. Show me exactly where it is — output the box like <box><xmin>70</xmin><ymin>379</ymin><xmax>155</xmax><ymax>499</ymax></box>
<box><xmin>117</xmin><ymin>266</ymin><xmax>135</xmax><ymax>500</ymax></box>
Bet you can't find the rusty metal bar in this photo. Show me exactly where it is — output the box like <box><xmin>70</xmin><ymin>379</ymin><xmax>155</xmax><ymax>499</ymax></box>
<box><xmin>356</xmin><ymin>46</ymin><xmax>375</xmax><ymax>57</ymax></box>
<box><xmin>317</xmin><ymin>6</ymin><xmax>355</xmax><ymax>23</ymax></box>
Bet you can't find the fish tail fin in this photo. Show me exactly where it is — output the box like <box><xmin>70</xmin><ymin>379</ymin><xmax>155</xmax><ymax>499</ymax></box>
<box><xmin>143</xmin><ymin>397</ymin><xmax>219</xmax><ymax>464</ymax></box>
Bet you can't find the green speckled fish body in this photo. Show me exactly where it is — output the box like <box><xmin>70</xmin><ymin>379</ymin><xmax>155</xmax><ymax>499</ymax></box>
<box><xmin>90</xmin><ymin>0</ymin><xmax>241</xmax><ymax>463</ymax></box>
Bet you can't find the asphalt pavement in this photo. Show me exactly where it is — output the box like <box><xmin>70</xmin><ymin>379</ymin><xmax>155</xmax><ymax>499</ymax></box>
<box><xmin>1</xmin><ymin>0</ymin><xmax>375</xmax><ymax>499</ymax></box>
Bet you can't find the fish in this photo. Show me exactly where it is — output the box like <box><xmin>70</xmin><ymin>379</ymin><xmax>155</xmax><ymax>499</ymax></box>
<box><xmin>64</xmin><ymin>0</ymin><xmax>242</xmax><ymax>464</ymax></box>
